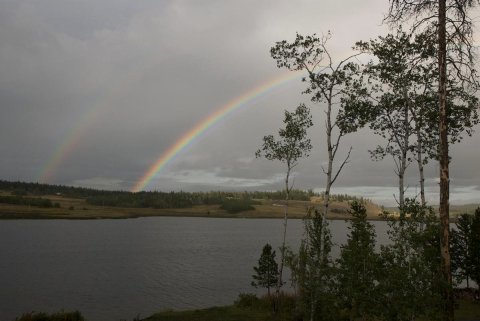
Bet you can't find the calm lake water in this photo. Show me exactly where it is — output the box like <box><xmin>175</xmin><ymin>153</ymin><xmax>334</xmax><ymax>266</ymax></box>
<box><xmin>0</xmin><ymin>217</ymin><xmax>390</xmax><ymax>321</ymax></box>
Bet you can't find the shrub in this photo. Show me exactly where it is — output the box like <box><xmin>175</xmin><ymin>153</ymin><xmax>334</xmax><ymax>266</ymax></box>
<box><xmin>220</xmin><ymin>199</ymin><xmax>255</xmax><ymax>213</ymax></box>
<box><xmin>234</xmin><ymin>293</ymin><xmax>260</xmax><ymax>308</ymax></box>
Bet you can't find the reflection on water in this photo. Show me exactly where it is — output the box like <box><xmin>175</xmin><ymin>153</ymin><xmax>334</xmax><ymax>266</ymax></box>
<box><xmin>0</xmin><ymin>217</ymin><xmax>389</xmax><ymax>321</ymax></box>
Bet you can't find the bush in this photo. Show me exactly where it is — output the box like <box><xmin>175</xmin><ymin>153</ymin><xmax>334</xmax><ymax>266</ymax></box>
<box><xmin>234</xmin><ymin>293</ymin><xmax>260</xmax><ymax>308</ymax></box>
<box><xmin>220</xmin><ymin>199</ymin><xmax>255</xmax><ymax>213</ymax></box>
<box><xmin>15</xmin><ymin>310</ymin><xmax>84</xmax><ymax>321</ymax></box>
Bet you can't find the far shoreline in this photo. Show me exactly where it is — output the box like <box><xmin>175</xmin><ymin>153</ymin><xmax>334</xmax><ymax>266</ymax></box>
<box><xmin>0</xmin><ymin>191</ymin><xmax>476</xmax><ymax>221</ymax></box>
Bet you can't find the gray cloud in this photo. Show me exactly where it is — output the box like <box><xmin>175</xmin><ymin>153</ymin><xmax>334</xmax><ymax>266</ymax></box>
<box><xmin>0</xmin><ymin>0</ymin><xmax>478</xmax><ymax>205</ymax></box>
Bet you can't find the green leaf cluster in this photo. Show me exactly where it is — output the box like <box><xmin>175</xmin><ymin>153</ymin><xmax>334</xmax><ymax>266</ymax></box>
<box><xmin>256</xmin><ymin>103</ymin><xmax>313</xmax><ymax>169</ymax></box>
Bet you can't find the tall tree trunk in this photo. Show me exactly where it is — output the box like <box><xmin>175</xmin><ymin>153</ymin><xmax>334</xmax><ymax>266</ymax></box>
<box><xmin>323</xmin><ymin>95</ymin><xmax>334</xmax><ymax>220</ymax></box>
<box><xmin>399</xmin><ymin>103</ymin><xmax>409</xmax><ymax>209</ymax></box>
<box><xmin>438</xmin><ymin>1</ymin><xmax>453</xmax><ymax>320</ymax></box>
<box><xmin>316</xmin><ymin>94</ymin><xmax>334</xmax><ymax>321</ymax></box>
<box><xmin>399</xmin><ymin>159</ymin><xmax>405</xmax><ymax>209</ymax></box>
<box><xmin>277</xmin><ymin>169</ymin><xmax>290</xmax><ymax>296</ymax></box>
<box><xmin>416</xmin><ymin>126</ymin><xmax>426</xmax><ymax>207</ymax></box>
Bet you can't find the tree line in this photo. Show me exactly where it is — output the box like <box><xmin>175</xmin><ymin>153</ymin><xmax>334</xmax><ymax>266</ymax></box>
<box><xmin>0</xmin><ymin>180</ymin><xmax>370</xmax><ymax>210</ymax></box>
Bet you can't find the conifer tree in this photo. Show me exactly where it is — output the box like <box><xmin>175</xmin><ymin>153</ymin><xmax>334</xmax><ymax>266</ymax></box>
<box><xmin>337</xmin><ymin>201</ymin><xmax>378</xmax><ymax>321</ymax></box>
<box><xmin>251</xmin><ymin>243</ymin><xmax>279</xmax><ymax>296</ymax></box>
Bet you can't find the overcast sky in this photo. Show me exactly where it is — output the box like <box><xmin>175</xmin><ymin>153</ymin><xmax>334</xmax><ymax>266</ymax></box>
<box><xmin>1</xmin><ymin>0</ymin><xmax>479</xmax><ymax>206</ymax></box>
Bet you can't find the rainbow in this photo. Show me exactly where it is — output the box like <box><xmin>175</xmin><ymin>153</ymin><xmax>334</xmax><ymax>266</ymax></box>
<box><xmin>37</xmin><ymin>109</ymin><xmax>98</xmax><ymax>183</ymax></box>
<box><xmin>131</xmin><ymin>70</ymin><xmax>303</xmax><ymax>192</ymax></box>
<box><xmin>37</xmin><ymin>65</ymin><xmax>149</xmax><ymax>183</ymax></box>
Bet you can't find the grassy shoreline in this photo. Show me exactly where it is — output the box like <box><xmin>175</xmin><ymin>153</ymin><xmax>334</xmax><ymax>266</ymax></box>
<box><xmin>0</xmin><ymin>192</ymin><xmax>477</xmax><ymax>221</ymax></box>
<box><xmin>141</xmin><ymin>300</ymin><xmax>480</xmax><ymax>321</ymax></box>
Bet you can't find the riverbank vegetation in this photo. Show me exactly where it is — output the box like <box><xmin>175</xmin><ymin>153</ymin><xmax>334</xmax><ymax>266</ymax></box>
<box><xmin>245</xmin><ymin>201</ymin><xmax>480</xmax><ymax>321</ymax></box>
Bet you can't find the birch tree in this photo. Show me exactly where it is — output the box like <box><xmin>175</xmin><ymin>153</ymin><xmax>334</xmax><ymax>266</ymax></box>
<box><xmin>271</xmin><ymin>32</ymin><xmax>364</xmax><ymax>220</ymax></box>
<box><xmin>256</xmin><ymin>103</ymin><xmax>313</xmax><ymax>301</ymax></box>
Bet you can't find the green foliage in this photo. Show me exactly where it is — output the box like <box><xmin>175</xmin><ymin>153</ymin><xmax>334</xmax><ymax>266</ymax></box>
<box><xmin>452</xmin><ymin>213</ymin><xmax>474</xmax><ymax>287</ymax></box>
<box><xmin>377</xmin><ymin>199</ymin><xmax>443</xmax><ymax>321</ymax></box>
<box><xmin>281</xmin><ymin>200</ymin><xmax>454</xmax><ymax>321</ymax></box>
<box><xmin>452</xmin><ymin>208</ymin><xmax>480</xmax><ymax>290</ymax></box>
<box><xmin>15</xmin><ymin>310</ymin><xmax>84</xmax><ymax>321</ymax></box>
<box><xmin>249</xmin><ymin>189</ymin><xmax>315</xmax><ymax>201</ymax></box>
<box><xmin>234</xmin><ymin>293</ymin><xmax>260</xmax><ymax>308</ymax></box>
<box><xmin>234</xmin><ymin>293</ymin><xmax>296</xmax><ymax>317</ymax></box>
<box><xmin>252</xmin><ymin>244</ymin><xmax>279</xmax><ymax>296</ymax></box>
<box><xmin>469</xmin><ymin>208</ymin><xmax>480</xmax><ymax>288</ymax></box>
<box><xmin>256</xmin><ymin>103</ymin><xmax>313</xmax><ymax>169</ymax></box>
<box><xmin>346</xmin><ymin>28</ymin><xmax>478</xmax><ymax>164</ymax></box>
<box><xmin>318</xmin><ymin>192</ymin><xmax>370</xmax><ymax>204</ymax></box>
<box><xmin>271</xmin><ymin>32</ymin><xmax>364</xmax><ymax>136</ymax></box>
<box><xmin>0</xmin><ymin>195</ymin><xmax>54</xmax><ymax>208</ymax></box>
<box><xmin>220</xmin><ymin>198</ymin><xmax>257</xmax><ymax>213</ymax></box>
<box><xmin>336</xmin><ymin>201</ymin><xmax>379</xmax><ymax>320</ymax></box>
<box><xmin>297</xmin><ymin>207</ymin><xmax>337</xmax><ymax>321</ymax></box>
<box><xmin>0</xmin><ymin>180</ymin><xmax>100</xmax><ymax>198</ymax></box>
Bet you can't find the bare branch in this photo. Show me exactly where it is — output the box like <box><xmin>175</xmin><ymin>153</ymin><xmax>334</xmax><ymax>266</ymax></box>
<box><xmin>331</xmin><ymin>146</ymin><xmax>353</xmax><ymax>186</ymax></box>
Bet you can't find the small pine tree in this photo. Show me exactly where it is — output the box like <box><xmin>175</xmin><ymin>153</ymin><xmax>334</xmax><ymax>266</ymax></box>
<box><xmin>337</xmin><ymin>201</ymin><xmax>378</xmax><ymax>320</ymax></box>
<box><xmin>469</xmin><ymin>208</ymin><xmax>480</xmax><ymax>290</ymax></box>
<box><xmin>451</xmin><ymin>213</ymin><xmax>474</xmax><ymax>288</ymax></box>
<box><xmin>251</xmin><ymin>243</ymin><xmax>279</xmax><ymax>296</ymax></box>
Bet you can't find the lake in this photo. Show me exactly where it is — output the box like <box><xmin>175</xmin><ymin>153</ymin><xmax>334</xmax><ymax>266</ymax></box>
<box><xmin>0</xmin><ymin>217</ymin><xmax>390</xmax><ymax>321</ymax></box>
